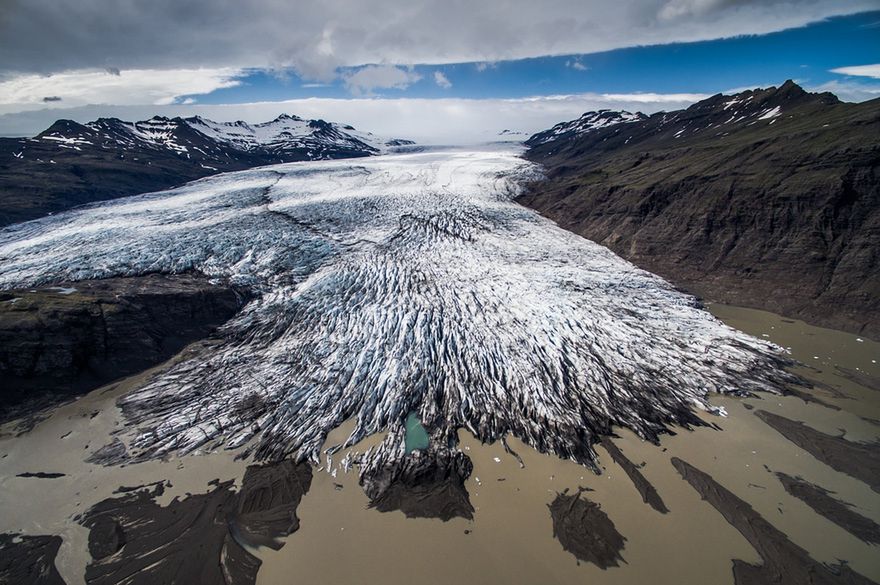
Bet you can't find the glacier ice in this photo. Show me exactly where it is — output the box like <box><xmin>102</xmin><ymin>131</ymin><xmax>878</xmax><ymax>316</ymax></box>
<box><xmin>0</xmin><ymin>145</ymin><xmax>799</xmax><ymax>478</ymax></box>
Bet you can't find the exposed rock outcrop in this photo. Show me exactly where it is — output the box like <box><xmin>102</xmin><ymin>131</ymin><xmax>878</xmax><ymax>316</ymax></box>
<box><xmin>0</xmin><ymin>273</ymin><xmax>248</xmax><ymax>421</ymax></box>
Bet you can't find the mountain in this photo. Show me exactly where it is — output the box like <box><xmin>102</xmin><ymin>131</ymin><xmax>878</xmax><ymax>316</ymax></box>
<box><xmin>526</xmin><ymin>110</ymin><xmax>647</xmax><ymax>145</ymax></box>
<box><xmin>0</xmin><ymin>114</ymin><xmax>414</xmax><ymax>226</ymax></box>
<box><xmin>520</xmin><ymin>81</ymin><xmax>880</xmax><ymax>338</ymax></box>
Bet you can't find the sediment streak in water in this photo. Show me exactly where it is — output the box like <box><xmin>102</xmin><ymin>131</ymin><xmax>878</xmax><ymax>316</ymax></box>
<box><xmin>0</xmin><ymin>146</ymin><xmax>798</xmax><ymax>477</ymax></box>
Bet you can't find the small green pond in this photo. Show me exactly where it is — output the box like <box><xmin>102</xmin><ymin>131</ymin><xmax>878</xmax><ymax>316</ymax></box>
<box><xmin>404</xmin><ymin>412</ymin><xmax>429</xmax><ymax>453</ymax></box>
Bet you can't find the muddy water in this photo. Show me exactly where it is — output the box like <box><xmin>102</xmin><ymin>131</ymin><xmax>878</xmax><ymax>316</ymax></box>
<box><xmin>0</xmin><ymin>342</ymin><xmax>249</xmax><ymax>585</ymax></box>
<box><xmin>264</xmin><ymin>304</ymin><xmax>880</xmax><ymax>585</ymax></box>
<box><xmin>1</xmin><ymin>305</ymin><xmax>879</xmax><ymax>585</ymax></box>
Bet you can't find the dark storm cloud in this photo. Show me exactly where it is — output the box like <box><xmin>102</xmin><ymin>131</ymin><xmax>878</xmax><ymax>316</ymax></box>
<box><xmin>0</xmin><ymin>0</ymin><xmax>874</xmax><ymax>80</ymax></box>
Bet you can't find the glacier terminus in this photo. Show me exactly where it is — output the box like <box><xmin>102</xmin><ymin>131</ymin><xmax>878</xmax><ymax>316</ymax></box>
<box><xmin>0</xmin><ymin>144</ymin><xmax>800</xmax><ymax>508</ymax></box>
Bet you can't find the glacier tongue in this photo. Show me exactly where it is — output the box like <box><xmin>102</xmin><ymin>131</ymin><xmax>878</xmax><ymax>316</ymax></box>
<box><xmin>0</xmin><ymin>145</ymin><xmax>798</xmax><ymax>478</ymax></box>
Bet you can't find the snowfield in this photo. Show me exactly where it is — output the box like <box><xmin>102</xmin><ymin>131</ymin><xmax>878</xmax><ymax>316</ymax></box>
<box><xmin>0</xmin><ymin>145</ymin><xmax>797</xmax><ymax>474</ymax></box>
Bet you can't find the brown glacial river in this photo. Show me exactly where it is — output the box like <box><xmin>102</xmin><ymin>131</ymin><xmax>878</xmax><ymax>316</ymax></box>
<box><xmin>1</xmin><ymin>304</ymin><xmax>878</xmax><ymax>585</ymax></box>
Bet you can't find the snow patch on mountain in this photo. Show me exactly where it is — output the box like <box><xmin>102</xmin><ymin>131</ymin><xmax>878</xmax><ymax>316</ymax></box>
<box><xmin>35</xmin><ymin>114</ymin><xmax>413</xmax><ymax>159</ymax></box>
<box><xmin>529</xmin><ymin>110</ymin><xmax>646</xmax><ymax>145</ymax></box>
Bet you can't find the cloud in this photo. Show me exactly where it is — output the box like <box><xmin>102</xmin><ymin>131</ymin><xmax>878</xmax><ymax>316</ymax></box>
<box><xmin>0</xmin><ymin>1</ymin><xmax>872</xmax><ymax>82</ymax></box>
<box><xmin>830</xmin><ymin>63</ymin><xmax>880</xmax><ymax>79</ymax></box>
<box><xmin>0</xmin><ymin>67</ymin><xmax>243</xmax><ymax>107</ymax></box>
<box><xmin>475</xmin><ymin>62</ymin><xmax>497</xmax><ymax>72</ymax></box>
<box><xmin>342</xmin><ymin>65</ymin><xmax>422</xmax><ymax>95</ymax></box>
<box><xmin>809</xmin><ymin>79</ymin><xmax>880</xmax><ymax>102</ymax></box>
<box><xmin>658</xmin><ymin>0</ymin><xmax>728</xmax><ymax>21</ymax></box>
<box><xmin>566</xmin><ymin>59</ymin><xmax>588</xmax><ymax>71</ymax></box>
<box><xmin>434</xmin><ymin>71</ymin><xmax>452</xmax><ymax>89</ymax></box>
<box><xmin>0</xmin><ymin>92</ymin><xmax>709</xmax><ymax>143</ymax></box>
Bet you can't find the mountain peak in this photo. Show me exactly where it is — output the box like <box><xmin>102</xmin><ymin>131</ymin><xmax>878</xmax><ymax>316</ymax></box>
<box><xmin>683</xmin><ymin>79</ymin><xmax>839</xmax><ymax>121</ymax></box>
<box><xmin>769</xmin><ymin>79</ymin><xmax>839</xmax><ymax>106</ymax></box>
<box><xmin>766</xmin><ymin>79</ymin><xmax>807</xmax><ymax>103</ymax></box>
<box><xmin>38</xmin><ymin>119</ymin><xmax>89</xmax><ymax>134</ymax></box>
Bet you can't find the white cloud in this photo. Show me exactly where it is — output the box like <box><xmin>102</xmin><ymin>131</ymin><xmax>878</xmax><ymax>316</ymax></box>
<box><xmin>434</xmin><ymin>71</ymin><xmax>452</xmax><ymax>89</ymax></box>
<box><xmin>475</xmin><ymin>62</ymin><xmax>498</xmax><ymax>72</ymax></box>
<box><xmin>566</xmin><ymin>59</ymin><xmax>589</xmax><ymax>71</ymax></box>
<box><xmin>809</xmin><ymin>79</ymin><xmax>880</xmax><ymax>102</ymax></box>
<box><xmin>0</xmin><ymin>1</ymin><xmax>873</xmax><ymax>82</ymax></box>
<box><xmin>342</xmin><ymin>65</ymin><xmax>422</xmax><ymax>96</ymax></box>
<box><xmin>592</xmin><ymin>92</ymin><xmax>706</xmax><ymax>102</ymax></box>
<box><xmin>0</xmin><ymin>92</ymin><xmax>709</xmax><ymax>143</ymax></box>
<box><xmin>830</xmin><ymin>63</ymin><xmax>880</xmax><ymax>79</ymax></box>
<box><xmin>0</xmin><ymin>68</ymin><xmax>243</xmax><ymax>107</ymax></box>
<box><xmin>658</xmin><ymin>0</ymin><xmax>727</xmax><ymax>21</ymax></box>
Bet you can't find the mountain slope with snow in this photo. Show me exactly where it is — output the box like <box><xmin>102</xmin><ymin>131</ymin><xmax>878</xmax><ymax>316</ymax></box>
<box><xmin>0</xmin><ymin>114</ymin><xmax>414</xmax><ymax>226</ymax></box>
<box><xmin>526</xmin><ymin>110</ymin><xmax>647</xmax><ymax>146</ymax></box>
<box><xmin>521</xmin><ymin>81</ymin><xmax>880</xmax><ymax>337</ymax></box>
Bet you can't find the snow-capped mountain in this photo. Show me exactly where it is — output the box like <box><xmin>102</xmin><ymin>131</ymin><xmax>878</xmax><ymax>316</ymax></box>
<box><xmin>526</xmin><ymin>110</ymin><xmax>647</xmax><ymax>146</ymax></box>
<box><xmin>38</xmin><ymin>113</ymin><xmax>410</xmax><ymax>161</ymax></box>
<box><xmin>525</xmin><ymin>80</ymin><xmax>840</xmax><ymax>151</ymax></box>
<box><xmin>0</xmin><ymin>114</ymin><xmax>415</xmax><ymax>226</ymax></box>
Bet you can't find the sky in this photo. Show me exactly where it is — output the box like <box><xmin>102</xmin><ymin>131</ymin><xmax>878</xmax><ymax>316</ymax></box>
<box><xmin>0</xmin><ymin>1</ymin><xmax>878</xmax><ymax>142</ymax></box>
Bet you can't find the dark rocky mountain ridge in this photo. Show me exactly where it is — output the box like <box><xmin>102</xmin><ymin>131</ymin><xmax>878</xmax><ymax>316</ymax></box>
<box><xmin>0</xmin><ymin>113</ymin><xmax>413</xmax><ymax>227</ymax></box>
<box><xmin>520</xmin><ymin>81</ymin><xmax>880</xmax><ymax>338</ymax></box>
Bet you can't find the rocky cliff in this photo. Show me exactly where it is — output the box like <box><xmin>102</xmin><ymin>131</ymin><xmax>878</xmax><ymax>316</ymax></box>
<box><xmin>520</xmin><ymin>81</ymin><xmax>880</xmax><ymax>338</ymax></box>
<box><xmin>0</xmin><ymin>273</ymin><xmax>248</xmax><ymax>419</ymax></box>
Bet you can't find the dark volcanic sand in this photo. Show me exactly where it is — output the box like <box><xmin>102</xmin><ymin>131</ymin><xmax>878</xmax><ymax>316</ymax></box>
<box><xmin>80</xmin><ymin>460</ymin><xmax>311</xmax><ymax>585</ymax></box>
<box><xmin>835</xmin><ymin>367</ymin><xmax>880</xmax><ymax>393</ymax></box>
<box><xmin>0</xmin><ymin>533</ymin><xmax>66</xmax><ymax>585</ymax></box>
<box><xmin>600</xmin><ymin>437</ymin><xmax>669</xmax><ymax>514</ymax></box>
<box><xmin>672</xmin><ymin>458</ymin><xmax>878</xmax><ymax>585</ymax></box>
<box><xmin>361</xmin><ymin>447</ymin><xmax>475</xmax><ymax>521</ymax></box>
<box><xmin>548</xmin><ymin>487</ymin><xmax>626</xmax><ymax>568</ymax></box>
<box><xmin>755</xmin><ymin>410</ymin><xmax>880</xmax><ymax>493</ymax></box>
<box><xmin>775</xmin><ymin>472</ymin><xmax>880</xmax><ymax>546</ymax></box>
<box><xmin>15</xmin><ymin>472</ymin><xmax>65</xmax><ymax>479</ymax></box>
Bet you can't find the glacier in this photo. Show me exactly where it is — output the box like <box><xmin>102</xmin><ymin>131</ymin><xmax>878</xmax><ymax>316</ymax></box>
<box><xmin>0</xmin><ymin>145</ymin><xmax>799</xmax><ymax>487</ymax></box>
